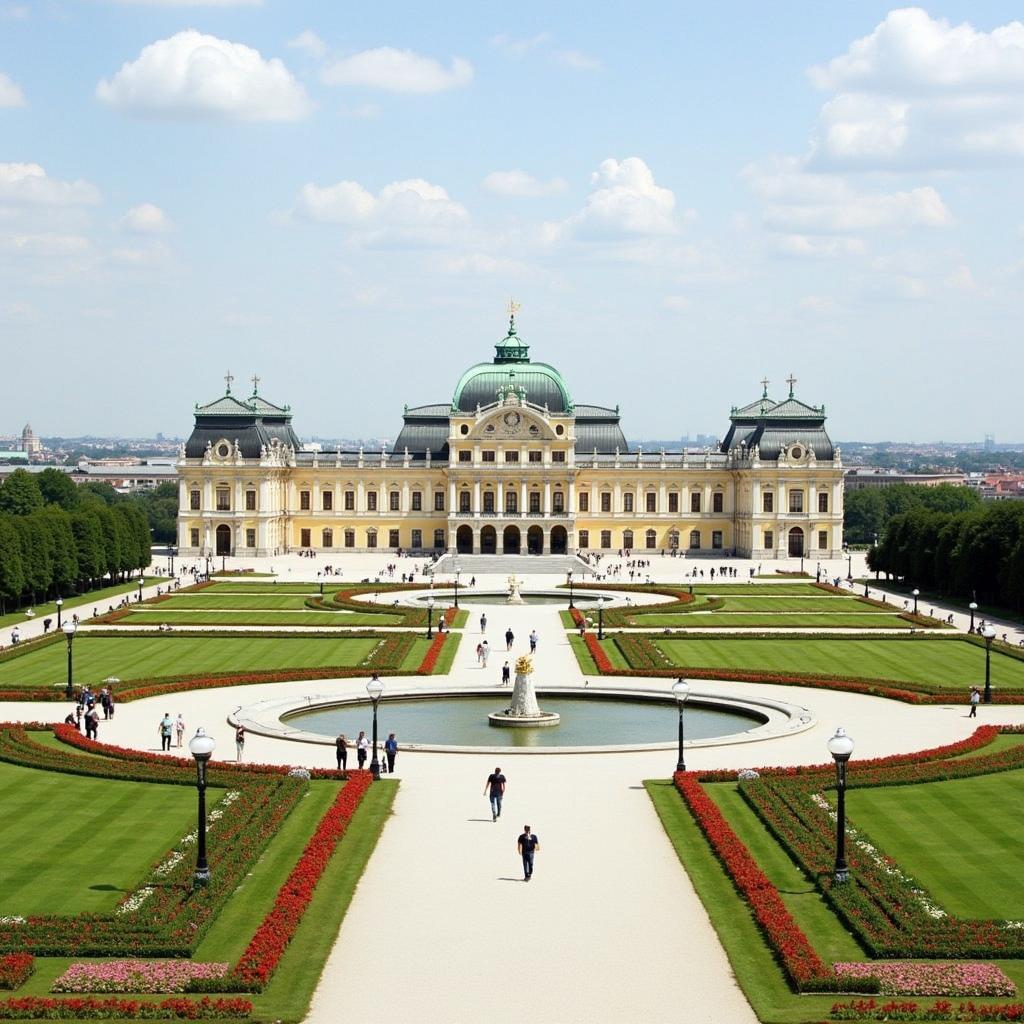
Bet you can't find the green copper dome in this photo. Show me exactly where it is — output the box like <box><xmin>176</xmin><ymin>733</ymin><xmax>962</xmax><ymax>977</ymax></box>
<box><xmin>451</xmin><ymin>316</ymin><xmax>573</xmax><ymax>414</ymax></box>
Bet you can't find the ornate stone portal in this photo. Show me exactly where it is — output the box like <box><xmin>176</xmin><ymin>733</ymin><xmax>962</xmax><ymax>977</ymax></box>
<box><xmin>488</xmin><ymin>655</ymin><xmax>561</xmax><ymax>729</ymax></box>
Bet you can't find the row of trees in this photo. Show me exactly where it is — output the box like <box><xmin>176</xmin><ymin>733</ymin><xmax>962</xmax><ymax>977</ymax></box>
<box><xmin>844</xmin><ymin>483</ymin><xmax>981</xmax><ymax>545</ymax></box>
<box><xmin>0</xmin><ymin>469</ymin><xmax>151</xmax><ymax>613</ymax></box>
<box><xmin>868</xmin><ymin>500</ymin><xmax>1024</xmax><ymax>609</ymax></box>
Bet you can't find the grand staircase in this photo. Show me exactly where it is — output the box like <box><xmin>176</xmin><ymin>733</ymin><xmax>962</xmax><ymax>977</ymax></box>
<box><xmin>432</xmin><ymin>553</ymin><xmax>595</xmax><ymax>576</ymax></box>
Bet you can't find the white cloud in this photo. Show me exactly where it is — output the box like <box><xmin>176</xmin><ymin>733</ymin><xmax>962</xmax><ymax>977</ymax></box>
<box><xmin>119</xmin><ymin>202</ymin><xmax>173</xmax><ymax>234</ymax></box>
<box><xmin>0</xmin><ymin>300</ymin><xmax>37</xmax><ymax>321</ymax></box>
<box><xmin>798</xmin><ymin>295</ymin><xmax>844</xmax><ymax>314</ymax></box>
<box><xmin>0</xmin><ymin>163</ymin><xmax>100</xmax><ymax>206</ymax></box>
<box><xmin>0</xmin><ymin>71</ymin><xmax>25</xmax><ymax>107</ymax></box>
<box><xmin>551</xmin><ymin>157</ymin><xmax>681</xmax><ymax>241</ymax></box>
<box><xmin>288</xmin><ymin>30</ymin><xmax>326</xmax><ymax>60</ymax></box>
<box><xmin>109</xmin><ymin>0</ymin><xmax>262</xmax><ymax>6</ymax></box>
<box><xmin>3</xmin><ymin>232</ymin><xmax>91</xmax><ymax>256</ymax></box>
<box><xmin>807</xmin><ymin>9</ymin><xmax>1024</xmax><ymax>166</ymax></box>
<box><xmin>440</xmin><ymin>253</ymin><xmax>533</xmax><ymax>276</ymax></box>
<box><xmin>482</xmin><ymin>170</ymin><xmax>568</xmax><ymax>198</ymax></box>
<box><xmin>775</xmin><ymin>235</ymin><xmax>868</xmax><ymax>258</ymax></box>
<box><xmin>491</xmin><ymin>33</ymin><xmax>550</xmax><ymax>57</ymax></box>
<box><xmin>554</xmin><ymin>49</ymin><xmax>601</xmax><ymax>71</ymax></box>
<box><xmin>321</xmin><ymin>47</ymin><xmax>472</xmax><ymax>94</ymax></box>
<box><xmin>96</xmin><ymin>30</ymin><xmax>311</xmax><ymax>121</ymax></box>
<box><xmin>0</xmin><ymin>4</ymin><xmax>29</xmax><ymax>19</ymax></box>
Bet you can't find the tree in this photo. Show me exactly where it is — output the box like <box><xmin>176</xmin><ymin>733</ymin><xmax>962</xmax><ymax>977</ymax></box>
<box><xmin>36</xmin><ymin>468</ymin><xmax>79</xmax><ymax>510</ymax></box>
<box><xmin>37</xmin><ymin>507</ymin><xmax>79</xmax><ymax>596</ymax></box>
<box><xmin>0</xmin><ymin>469</ymin><xmax>44</xmax><ymax>516</ymax></box>
<box><xmin>0</xmin><ymin>516</ymin><xmax>25</xmax><ymax>613</ymax></box>
<box><xmin>79</xmin><ymin>481</ymin><xmax>119</xmax><ymax>507</ymax></box>
<box><xmin>12</xmin><ymin>515</ymin><xmax>52</xmax><ymax>602</ymax></box>
<box><xmin>70</xmin><ymin>509</ymin><xmax>106</xmax><ymax>586</ymax></box>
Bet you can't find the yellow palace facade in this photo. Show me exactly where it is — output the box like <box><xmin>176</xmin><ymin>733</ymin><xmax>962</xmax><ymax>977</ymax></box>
<box><xmin>176</xmin><ymin>315</ymin><xmax>845</xmax><ymax>560</ymax></box>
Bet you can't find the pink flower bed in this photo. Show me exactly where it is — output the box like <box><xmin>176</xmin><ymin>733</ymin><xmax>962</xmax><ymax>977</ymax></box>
<box><xmin>834</xmin><ymin>962</ymin><xmax>1015</xmax><ymax>997</ymax></box>
<box><xmin>52</xmin><ymin>962</ymin><xmax>229</xmax><ymax>995</ymax></box>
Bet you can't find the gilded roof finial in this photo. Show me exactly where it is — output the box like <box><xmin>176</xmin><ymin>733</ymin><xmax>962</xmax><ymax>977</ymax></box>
<box><xmin>224</xmin><ymin>370</ymin><xmax>234</xmax><ymax>395</ymax></box>
<box><xmin>507</xmin><ymin>297</ymin><xmax>520</xmax><ymax>334</ymax></box>
<box><xmin>786</xmin><ymin>372</ymin><xmax>797</xmax><ymax>398</ymax></box>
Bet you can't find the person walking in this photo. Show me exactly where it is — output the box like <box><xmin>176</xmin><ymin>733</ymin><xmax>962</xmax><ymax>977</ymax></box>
<box><xmin>356</xmin><ymin>730</ymin><xmax>369</xmax><ymax>770</ymax></box>
<box><xmin>384</xmin><ymin>733</ymin><xmax>398</xmax><ymax>773</ymax></box>
<box><xmin>335</xmin><ymin>733</ymin><xmax>348</xmax><ymax>774</ymax></box>
<box><xmin>175</xmin><ymin>713</ymin><xmax>186</xmax><ymax>747</ymax></box>
<box><xmin>85</xmin><ymin>705</ymin><xmax>99</xmax><ymax>740</ymax></box>
<box><xmin>481</xmin><ymin>640</ymin><xmax>490</xmax><ymax>667</ymax></box>
<box><xmin>517</xmin><ymin>825</ymin><xmax>540</xmax><ymax>881</ymax></box>
<box><xmin>484</xmin><ymin>766</ymin><xmax>506</xmax><ymax>821</ymax></box>
<box><xmin>505</xmin><ymin>627</ymin><xmax>514</xmax><ymax>651</ymax></box>
<box><xmin>480</xmin><ymin>613</ymin><xmax>488</xmax><ymax>634</ymax></box>
<box><xmin>969</xmin><ymin>686</ymin><xmax>981</xmax><ymax>718</ymax></box>
<box><xmin>158</xmin><ymin>713</ymin><xmax>174</xmax><ymax>752</ymax></box>
<box><xmin>234</xmin><ymin>725</ymin><xmax>246</xmax><ymax>761</ymax></box>
<box><xmin>501</xmin><ymin>660</ymin><xmax>510</xmax><ymax>686</ymax></box>
<box><xmin>529</xmin><ymin>629</ymin><xmax>538</xmax><ymax>654</ymax></box>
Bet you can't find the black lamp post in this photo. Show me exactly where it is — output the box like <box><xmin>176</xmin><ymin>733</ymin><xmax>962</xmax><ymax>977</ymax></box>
<box><xmin>827</xmin><ymin>727</ymin><xmax>855</xmax><ymax>885</ymax></box>
<box><xmin>847</xmin><ymin>551</ymin><xmax>853</xmax><ymax>581</ymax></box>
<box><xmin>598</xmin><ymin>596</ymin><xmax>608</xmax><ymax>641</ymax></box>
<box><xmin>221</xmin><ymin>554</ymin><xmax>226</xmax><ymax>573</ymax></box>
<box><xmin>863</xmin><ymin>581</ymin><xmax>869</xmax><ymax>598</ymax></box>
<box><xmin>426</xmin><ymin>595</ymin><xmax>435</xmax><ymax>639</ymax></box>
<box><xmin>799</xmin><ymin>555</ymin><xmax>804</xmax><ymax>575</ymax></box>
<box><xmin>319</xmin><ymin>581</ymin><xmax>324</xmax><ymax>596</ymax></box>
<box><xmin>672</xmin><ymin>678</ymin><xmax>690</xmax><ymax>772</ymax></box>
<box><xmin>188</xmin><ymin>728</ymin><xmax>216</xmax><ymax>887</ymax></box>
<box><xmin>55</xmin><ymin>597</ymin><xmax>63</xmax><ymax>630</ymax></box>
<box><xmin>63</xmin><ymin>621</ymin><xmax>76</xmax><ymax>699</ymax></box>
<box><xmin>982</xmin><ymin>624</ymin><xmax>997</xmax><ymax>703</ymax></box>
<box><xmin>969</xmin><ymin>601</ymin><xmax>978</xmax><ymax>633</ymax></box>
<box><xmin>137</xmin><ymin>575</ymin><xmax>144</xmax><ymax>603</ymax></box>
<box><xmin>366</xmin><ymin>676</ymin><xmax>383</xmax><ymax>780</ymax></box>
<box><xmin>568</xmin><ymin>571</ymin><xmax>575</xmax><ymax>609</ymax></box>
<box><xmin>912</xmin><ymin>588</ymin><xmax>920</xmax><ymax>616</ymax></box>
<box><xmin>453</xmin><ymin>559</ymin><xmax>460</xmax><ymax>609</ymax></box>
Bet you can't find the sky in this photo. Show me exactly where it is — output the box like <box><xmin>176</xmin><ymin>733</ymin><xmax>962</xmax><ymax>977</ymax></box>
<box><xmin>2</xmin><ymin>1</ymin><xmax>1024</xmax><ymax>443</ymax></box>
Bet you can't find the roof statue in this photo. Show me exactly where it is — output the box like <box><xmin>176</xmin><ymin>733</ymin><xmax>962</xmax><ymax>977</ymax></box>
<box><xmin>224</xmin><ymin>370</ymin><xmax>234</xmax><ymax>395</ymax></box>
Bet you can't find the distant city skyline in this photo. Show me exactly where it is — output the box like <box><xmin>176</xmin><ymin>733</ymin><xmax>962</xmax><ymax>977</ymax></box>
<box><xmin>2</xmin><ymin>3</ymin><xmax>1023</xmax><ymax>439</ymax></box>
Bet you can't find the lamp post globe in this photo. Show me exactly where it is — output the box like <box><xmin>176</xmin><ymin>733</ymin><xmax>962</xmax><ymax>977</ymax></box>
<box><xmin>982</xmin><ymin>623</ymin><xmax>998</xmax><ymax>703</ymax></box>
<box><xmin>912</xmin><ymin>588</ymin><xmax>920</xmax><ymax>616</ymax></box>
<box><xmin>62</xmin><ymin>620</ymin><xmax>77</xmax><ymax>699</ymax></box>
<box><xmin>426</xmin><ymin>595</ymin><xmax>435</xmax><ymax>639</ymax></box>
<box><xmin>672</xmin><ymin>678</ymin><xmax>691</xmax><ymax>773</ymax></box>
<box><xmin>55</xmin><ymin>597</ymin><xmax>64</xmax><ymax>629</ymax></box>
<box><xmin>968</xmin><ymin>601</ymin><xmax>978</xmax><ymax>633</ymax></box>
<box><xmin>188</xmin><ymin>728</ymin><xmax>217</xmax><ymax>887</ymax></box>
<box><xmin>366</xmin><ymin>676</ymin><xmax>384</xmax><ymax>780</ymax></box>
<box><xmin>827</xmin><ymin>727</ymin><xmax>855</xmax><ymax>884</ymax></box>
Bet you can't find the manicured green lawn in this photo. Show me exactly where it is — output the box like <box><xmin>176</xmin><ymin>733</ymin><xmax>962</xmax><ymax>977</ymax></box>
<box><xmin>0</xmin><ymin>577</ymin><xmax>168</xmax><ymax>629</ymax></box>
<box><xmin>121</xmin><ymin>609</ymin><xmax>405</xmax><ymax>627</ymax></box>
<box><xmin>159</xmin><ymin>593</ymin><xmax>315</xmax><ymax>609</ymax></box>
<box><xmin>707</xmin><ymin>596</ymin><xmax>868</xmax><ymax>612</ymax></box>
<box><xmin>848</xmin><ymin>769</ymin><xmax>1024</xmax><ymax>920</ymax></box>
<box><xmin>0</xmin><ymin>761</ymin><xmax>212</xmax><ymax>916</ymax></box>
<box><xmin>684</xmin><ymin>583</ymin><xmax>826</xmax><ymax>595</ymax></box>
<box><xmin>206</xmin><ymin>582</ymin><xmax>324</xmax><ymax>593</ymax></box>
<box><xmin>636</xmin><ymin>613</ymin><xmax>915</xmax><ymax>629</ymax></box>
<box><xmin>652</xmin><ymin>636</ymin><xmax>1024</xmax><ymax>689</ymax></box>
<box><xmin>0</xmin><ymin>635</ymin><xmax>380</xmax><ymax>685</ymax></box>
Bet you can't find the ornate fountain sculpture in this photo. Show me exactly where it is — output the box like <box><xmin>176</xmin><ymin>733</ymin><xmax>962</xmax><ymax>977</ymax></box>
<box><xmin>506</xmin><ymin>573</ymin><xmax>525</xmax><ymax>605</ymax></box>
<box><xmin>488</xmin><ymin>655</ymin><xmax>561</xmax><ymax>729</ymax></box>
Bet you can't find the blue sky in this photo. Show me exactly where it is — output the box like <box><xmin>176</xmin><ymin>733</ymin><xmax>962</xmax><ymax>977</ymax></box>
<box><xmin>2</xmin><ymin>1</ymin><xmax>1023</xmax><ymax>442</ymax></box>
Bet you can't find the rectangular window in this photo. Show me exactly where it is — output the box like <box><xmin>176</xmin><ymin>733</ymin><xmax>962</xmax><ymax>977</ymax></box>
<box><xmin>367</xmin><ymin>492</ymin><xmax>378</xmax><ymax>511</ymax></box>
<box><xmin>552</xmin><ymin>451</ymin><xmax>565</xmax><ymax>463</ymax></box>
<box><xmin>299</xmin><ymin>490</ymin><xmax>310</xmax><ymax>511</ymax></box>
<box><xmin>668</xmin><ymin>492</ymin><xmax>678</xmax><ymax>513</ymax></box>
<box><xmin>646</xmin><ymin>530</ymin><xmax>657</xmax><ymax>549</ymax></box>
<box><xmin>460</xmin><ymin>491</ymin><xmax>471</xmax><ymax>512</ymax></box>
<box><xmin>434</xmin><ymin>492</ymin><xmax>445</xmax><ymax>512</ymax></box>
<box><xmin>367</xmin><ymin>531</ymin><xmax>377</xmax><ymax>549</ymax></box>
<box><xmin>216</xmin><ymin>488</ymin><xmax>230</xmax><ymax>511</ymax></box>
<box><xmin>482</xmin><ymin>450</ymin><xmax>495</xmax><ymax>463</ymax></box>
<box><xmin>624</xmin><ymin>493</ymin><xmax>634</xmax><ymax>512</ymax></box>
<box><xmin>483</xmin><ymin>492</ymin><xmax>495</xmax><ymax>513</ymax></box>
<box><xmin>646</xmin><ymin>492</ymin><xmax>656</xmax><ymax>513</ymax></box>
<box><xmin>528</xmin><ymin>450</ymin><xmax>542</xmax><ymax>463</ymax></box>
<box><xmin>433</xmin><ymin>529</ymin><xmax>445</xmax><ymax>549</ymax></box>
<box><xmin>300</xmin><ymin>528</ymin><xmax>311</xmax><ymax>548</ymax></box>
<box><xmin>389</xmin><ymin>491</ymin><xmax>400</xmax><ymax>511</ymax></box>
<box><xmin>713</xmin><ymin>492</ymin><xmax>723</xmax><ymax>513</ymax></box>
<box><xmin>190</xmin><ymin>489</ymin><xmax>201</xmax><ymax>510</ymax></box>
<box><xmin>818</xmin><ymin>492</ymin><xmax>829</xmax><ymax>513</ymax></box>
<box><xmin>344</xmin><ymin>490</ymin><xmax>355</xmax><ymax>511</ymax></box>
<box><xmin>505</xmin><ymin>492</ymin><xmax>517</xmax><ymax>514</ymax></box>
<box><xmin>579</xmin><ymin>493</ymin><xmax>589</xmax><ymax>512</ymax></box>
<box><xmin>578</xmin><ymin>529</ymin><xmax>589</xmax><ymax>549</ymax></box>
<box><xmin>601</xmin><ymin>493</ymin><xmax>611</xmax><ymax>513</ymax></box>
<box><xmin>764</xmin><ymin>530</ymin><xmax>774</xmax><ymax>550</ymax></box>
<box><xmin>412</xmin><ymin>491</ymin><xmax>422</xmax><ymax>511</ymax></box>
<box><xmin>322</xmin><ymin>491</ymin><xmax>333</xmax><ymax>511</ymax></box>
<box><xmin>458</xmin><ymin>450</ymin><xmax>472</xmax><ymax>463</ymax></box>
<box><xmin>411</xmin><ymin>528</ymin><xmax>422</xmax><ymax>549</ymax></box>
<box><xmin>689</xmin><ymin>530</ymin><xmax>701</xmax><ymax>550</ymax></box>
<box><xmin>789</xmin><ymin>490</ymin><xmax>804</xmax><ymax>513</ymax></box>
<box><xmin>818</xmin><ymin>530</ymin><xmax>828</xmax><ymax>550</ymax></box>
<box><xmin>553</xmin><ymin>491</ymin><xmax>564</xmax><ymax>513</ymax></box>
<box><xmin>712</xmin><ymin>530</ymin><xmax>723</xmax><ymax>549</ymax></box>
<box><xmin>600</xmin><ymin>530</ymin><xmax>612</xmax><ymax>549</ymax></box>
<box><xmin>389</xmin><ymin>529</ymin><xmax>400</xmax><ymax>548</ymax></box>
<box><xmin>246</xmin><ymin>528</ymin><xmax>256</xmax><ymax>548</ymax></box>
<box><xmin>322</xmin><ymin>528</ymin><xmax>333</xmax><ymax>548</ymax></box>
<box><xmin>345</xmin><ymin>530</ymin><xmax>355</xmax><ymax>548</ymax></box>
<box><xmin>690</xmin><ymin>492</ymin><xmax>701</xmax><ymax>513</ymax></box>
<box><xmin>762</xmin><ymin>491</ymin><xmax>774</xmax><ymax>513</ymax></box>
<box><xmin>529</xmin><ymin>492</ymin><xmax>541</xmax><ymax>513</ymax></box>
<box><xmin>190</xmin><ymin>528</ymin><xmax>199</xmax><ymax>548</ymax></box>
<box><xmin>505</xmin><ymin>450</ymin><xmax>519</xmax><ymax>463</ymax></box>
<box><xmin>245</xmin><ymin>490</ymin><xmax>257</xmax><ymax>511</ymax></box>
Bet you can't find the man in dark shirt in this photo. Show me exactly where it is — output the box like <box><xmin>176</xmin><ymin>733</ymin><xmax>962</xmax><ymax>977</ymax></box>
<box><xmin>518</xmin><ymin>826</ymin><xmax>540</xmax><ymax>881</ymax></box>
<box><xmin>504</xmin><ymin>628</ymin><xmax>514</xmax><ymax>651</ymax></box>
<box><xmin>484</xmin><ymin>766</ymin><xmax>506</xmax><ymax>821</ymax></box>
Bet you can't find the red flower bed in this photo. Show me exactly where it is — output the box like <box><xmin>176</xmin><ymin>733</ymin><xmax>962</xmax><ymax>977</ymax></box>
<box><xmin>0</xmin><ymin>956</ymin><xmax>33</xmax><ymax>991</ymax></box>
<box><xmin>0</xmin><ymin>996</ymin><xmax>250</xmax><ymax>1019</ymax></box>
<box><xmin>569</xmin><ymin>607</ymin><xmax>585</xmax><ymax>629</ymax></box>
<box><xmin>584</xmin><ymin>633</ymin><xmax>613</xmax><ymax>673</ymax></box>
<box><xmin>228</xmin><ymin>773</ymin><xmax>373</xmax><ymax>991</ymax></box>
<box><xmin>829</xmin><ymin>999</ymin><xmax>1024</xmax><ymax>1021</ymax></box>
<box><xmin>417</xmin><ymin>632</ymin><xmax>447</xmax><ymax>674</ymax></box>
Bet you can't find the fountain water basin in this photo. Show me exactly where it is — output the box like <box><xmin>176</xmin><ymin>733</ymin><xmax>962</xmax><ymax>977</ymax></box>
<box><xmin>488</xmin><ymin>655</ymin><xmax>560</xmax><ymax>729</ymax></box>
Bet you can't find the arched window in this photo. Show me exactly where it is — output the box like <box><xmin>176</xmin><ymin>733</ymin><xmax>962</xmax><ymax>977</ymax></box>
<box><xmin>623</xmin><ymin>529</ymin><xmax>634</xmax><ymax>549</ymax></box>
<box><xmin>645</xmin><ymin>529</ymin><xmax>657</xmax><ymax>549</ymax></box>
<box><xmin>322</xmin><ymin>528</ymin><xmax>333</xmax><ymax>548</ymax></box>
<box><xmin>689</xmin><ymin>530</ymin><xmax>701</xmax><ymax>550</ymax></box>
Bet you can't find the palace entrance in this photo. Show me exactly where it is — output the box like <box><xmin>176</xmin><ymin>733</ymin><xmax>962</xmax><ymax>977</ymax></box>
<box><xmin>456</xmin><ymin>525</ymin><xmax>473</xmax><ymax>554</ymax></box>
<box><xmin>502</xmin><ymin>525</ymin><xmax>521</xmax><ymax>554</ymax></box>
<box><xmin>550</xmin><ymin>525</ymin><xmax>568</xmax><ymax>555</ymax></box>
<box><xmin>480</xmin><ymin>525</ymin><xmax>497</xmax><ymax>554</ymax></box>
<box><xmin>788</xmin><ymin>527</ymin><xmax>804</xmax><ymax>557</ymax></box>
<box><xmin>527</xmin><ymin>525</ymin><xmax>543</xmax><ymax>555</ymax></box>
<box><xmin>215</xmin><ymin>524</ymin><xmax>231</xmax><ymax>556</ymax></box>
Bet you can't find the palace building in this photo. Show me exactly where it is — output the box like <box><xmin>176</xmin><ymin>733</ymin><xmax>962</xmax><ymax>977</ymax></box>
<box><xmin>176</xmin><ymin>314</ymin><xmax>844</xmax><ymax>560</ymax></box>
